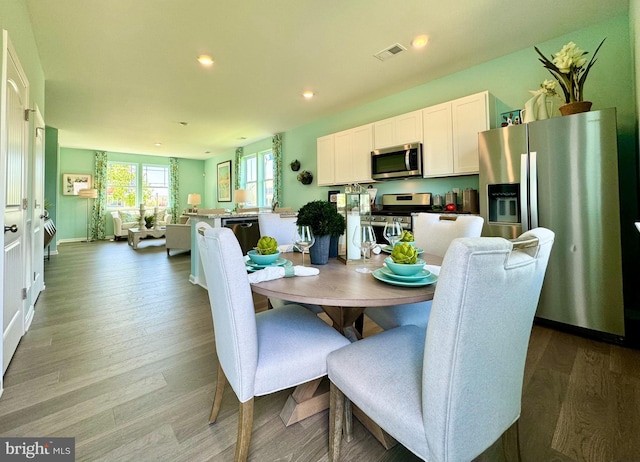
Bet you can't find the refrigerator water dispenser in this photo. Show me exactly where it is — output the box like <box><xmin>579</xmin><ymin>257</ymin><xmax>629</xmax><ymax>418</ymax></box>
<box><xmin>487</xmin><ymin>184</ymin><xmax>520</xmax><ymax>224</ymax></box>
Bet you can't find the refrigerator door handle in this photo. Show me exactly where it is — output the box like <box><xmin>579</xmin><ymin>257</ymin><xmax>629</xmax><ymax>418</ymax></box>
<box><xmin>520</xmin><ymin>153</ymin><xmax>529</xmax><ymax>232</ymax></box>
<box><xmin>529</xmin><ymin>151</ymin><xmax>538</xmax><ymax>229</ymax></box>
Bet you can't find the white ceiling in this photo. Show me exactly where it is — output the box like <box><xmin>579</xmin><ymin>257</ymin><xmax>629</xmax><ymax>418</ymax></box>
<box><xmin>26</xmin><ymin>0</ymin><xmax>628</xmax><ymax>160</ymax></box>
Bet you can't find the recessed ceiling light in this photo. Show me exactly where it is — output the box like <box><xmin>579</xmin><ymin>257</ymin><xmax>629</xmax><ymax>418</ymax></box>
<box><xmin>302</xmin><ymin>91</ymin><xmax>315</xmax><ymax>99</ymax></box>
<box><xmin>197</xmin><ymin>55</ymin><xmax>214</xmax><ymax>66</ymax></box>
<box><xmin>154</xmin><ymin>142</ymin><xmax>162</xmax><ymax>147</ymax></box>
<box><xmin>411</xmin><ymin>35</ymin><xmax>429</xmax><ymax>49</ymax></box>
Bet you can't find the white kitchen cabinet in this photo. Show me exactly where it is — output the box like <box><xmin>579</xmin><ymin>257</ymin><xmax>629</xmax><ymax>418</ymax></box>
<box><xmin>317</xmin><ymin>124</ymin><xmax>373</xmax><ymax>186</ymax></box>
<box><xmin>422</xmin><ymin>91</ymin><xmax>490</xmax><ymax>177</ymax></box>
<box><xmin>373</xmin><ymin>110</ymin><xmax>422</xmax><ymax>149</ymax></box>
<box><xmin>317</xmin><ymin>134</ymin><xmax>335</xmax><ymax>186</ymax></box>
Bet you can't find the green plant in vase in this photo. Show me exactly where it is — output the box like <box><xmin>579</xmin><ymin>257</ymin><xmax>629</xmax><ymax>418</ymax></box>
<box><xmin>296</xmin><ymin>200</ymin><xmax>344</xmax><ymax>264</ymax></box>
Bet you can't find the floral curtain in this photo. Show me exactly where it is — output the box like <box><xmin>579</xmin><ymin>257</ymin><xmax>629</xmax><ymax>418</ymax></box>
<box><xmin>91</xmin><ymin>151</ymin><xmax>107</xmax><ymax>240</ymax></box>
<box><xmin>234</xmin><ymin>147</ymin><xmax>243</xmax><ymax>191</ymax></box>
<box><xmin>169</xmin><ymin>157</ymin><xmax>179</xmax><ymax>223</ymax></box>
<box><xmin>272</xmin><ymin>133</ymin><xmax>283</xmax><ymax>206</ymax></box>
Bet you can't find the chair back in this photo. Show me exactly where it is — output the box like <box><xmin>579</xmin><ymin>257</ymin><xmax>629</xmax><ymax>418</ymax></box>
<box><xmin>413</xmin><ymin>214</ymin><xmax>484</xmax><ymax>257</ymax></box>
<box><xmin>196</xmin><ymin>223</ymin><xmax>258</xmax><ymax>402</ymax></box>
<box><xmin>258</xmin><ymin>213</ymin><xmax>297</xmax><ymax>247</ymax></box>
<box><xmin>422</xmin><ymin>227</ymin><xmax>554</xmax><ymax>461</ymax></box>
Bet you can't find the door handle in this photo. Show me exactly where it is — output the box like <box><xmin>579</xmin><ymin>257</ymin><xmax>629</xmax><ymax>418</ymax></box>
<box><xmin>4</xmin><ymin>224</ymin><xmax>18</xmax><ymax>233</ymax></box>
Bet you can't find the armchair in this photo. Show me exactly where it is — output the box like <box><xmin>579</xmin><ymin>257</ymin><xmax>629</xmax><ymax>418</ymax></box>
<box><xmin>166</xmin><ymin>219</ymin><xmax>191</xmax><ymax>256</ymax></box>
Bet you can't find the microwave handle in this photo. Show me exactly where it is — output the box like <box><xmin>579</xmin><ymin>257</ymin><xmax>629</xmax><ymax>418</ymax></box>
<box><xmin>405</xmin><ymin>149</ymin><xmax>411</xmax><ymax>170</ymax></box>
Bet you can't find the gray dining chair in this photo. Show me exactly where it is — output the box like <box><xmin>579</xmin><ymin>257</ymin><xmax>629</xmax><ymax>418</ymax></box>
<box><xmin>196</xmin><ymin>223</ymin><xmax>350</xmax><ymax>462</ymax></box>
<box><xmin>328</xmin><ymin>228</ymin><xmax>554</xmax><ymax>462</ymax></box>
<box><xmin>366</xmin><ymin>214</ymin><xmax>484</xmax><ymax>331</ymax></box>
<box><xmin>257</xmin><ymin>212</ymin><xmax>323</xmax><ymax>314</ymax></box>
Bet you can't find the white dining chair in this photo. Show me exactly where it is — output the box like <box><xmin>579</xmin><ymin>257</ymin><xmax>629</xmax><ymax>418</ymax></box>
<box><xmin>257</xmin><ymin>212</ymin><xmax>323</xmax><ymax>314</ymax></box>
<box><xmin>196</xmin><ymin>223</ymin><xmax>350</xmax><ymax>462</ymax></box>
<box><xmin>328</xmin><ymin>228</ymin><xmax>555</xmax><ymax>462</ymax></box>
<box><xmin>366</xmin><ymin>214</ymin><xmax>484</xmax><ymax>331</ymax></box>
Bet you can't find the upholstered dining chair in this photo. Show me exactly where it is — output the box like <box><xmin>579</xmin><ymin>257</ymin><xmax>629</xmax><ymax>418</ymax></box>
<box><xmin>366</xmin><ymin>214</ymin><xmax>484</xmax><ymax>331</ymax></box>
<box><xmin>258</xmin><ymin>213</ymin><xmax>323</xmax><ymax>314</ymax></box>
<box><xmin>196</xmin><ymin>223</ymin><xmax>350</xmax><ymax>462</ymax></box>
<box><xmin>328</xmin><ymin>228</ymin><xmax>554</xmax><ymax>462</ymax></box>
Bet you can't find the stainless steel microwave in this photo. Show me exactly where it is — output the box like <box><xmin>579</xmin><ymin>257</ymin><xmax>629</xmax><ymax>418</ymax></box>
<box><xmin>371</xmin><ymin>143</ymin><xmax>423</xmax><ymax>180</ymax></box>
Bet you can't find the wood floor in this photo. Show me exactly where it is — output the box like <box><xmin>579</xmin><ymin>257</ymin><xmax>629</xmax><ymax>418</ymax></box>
<box><xmin>1</xmin><ymin>239</ymin><xmax>639</xmax><ymax>461</ymax></box>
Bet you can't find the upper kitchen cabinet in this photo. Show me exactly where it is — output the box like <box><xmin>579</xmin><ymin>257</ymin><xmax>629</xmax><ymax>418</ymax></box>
<box><xmin>317</xmin><ymin>124</ymin><xmax>373</xmax><ymax>186</ymax></box>
<box><xmin>373</xmin><ymin>110</ymin><xmax>423</xmax><ymax>149</ymax></box>
<box><xmin>422</xmin><ymin>91</ymin><xmax>491</xmax><ymax>177</ymax></box>
<box><xmin>317</xmin><ymin>134</ymin><xmax>336</xmax><ymax>186</ymax></box>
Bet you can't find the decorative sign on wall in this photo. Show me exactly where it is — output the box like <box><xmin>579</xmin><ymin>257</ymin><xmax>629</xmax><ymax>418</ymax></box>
<box><xmin>62</xmin><ymin>173</ymin><xmax>92</xmax><ymax>195</ymax></box>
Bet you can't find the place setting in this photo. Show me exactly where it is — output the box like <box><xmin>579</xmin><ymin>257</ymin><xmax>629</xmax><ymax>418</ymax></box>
<box><xmin>372</xmin><ymin>241</ymin><xmax>438</xmax><ymax>287</ymax></box>
<box><xmin>380</xmin><ymin>222</ymin><xmax>425</xmax><ymax>254</ymax></box>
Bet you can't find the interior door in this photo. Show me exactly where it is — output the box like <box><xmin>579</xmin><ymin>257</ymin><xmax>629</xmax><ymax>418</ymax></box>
<box><xmin>2</xmin><ymin>33</ymin><xmax>29</xmax><ymax>375</ymax></box>
<box><xmin>28</xmin><ymin>107</ymin><xmax>45</xmax><ymax>329</ymax></box>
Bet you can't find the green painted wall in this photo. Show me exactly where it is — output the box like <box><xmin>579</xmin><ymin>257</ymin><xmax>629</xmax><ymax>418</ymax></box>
<box><xmin>205</xmin><ymin>14</ymin><xmax>636</xmax><ymax>213</ymax></box>
<box><xmin>57</xmin><ymin>148</ymin><xmax>205</xmax><ymax>240</ymax></box>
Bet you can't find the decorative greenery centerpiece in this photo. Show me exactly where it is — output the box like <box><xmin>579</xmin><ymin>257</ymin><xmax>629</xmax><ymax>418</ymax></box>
<box><xmin>255</xmin><ymin>236</ymin><xmax>278</xmax><ymax>255</ymax></box>
<box><xmin>144</xmin><ymin>215</ymin><xmax>155</xmax><ymax>229</ymax></box>
<box><xmin>296</xmin><ymin>200</ymin><xmax>345</xmax><ymax>264</ymax></box>
<box><xmin>534</xmin><ymin>38</ymin><xmax>605</xmax><ymax>113</ymax></box>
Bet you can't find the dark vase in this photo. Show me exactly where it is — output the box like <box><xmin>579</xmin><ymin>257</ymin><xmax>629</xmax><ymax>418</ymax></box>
<box><xmin>309</xmin><ymin>234</ymin><xmax>330</xmax><ymax>265</ymax></box>
<box><xmin>329</xmin><ymin>235</ymin><xmax>339</xmax><ymax>258</ymax></box>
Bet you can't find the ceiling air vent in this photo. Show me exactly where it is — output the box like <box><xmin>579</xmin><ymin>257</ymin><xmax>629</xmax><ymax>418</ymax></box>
<box><xmin>374</xmin><ymin>43</ymin><xmax>407</xmax><ymax>61</ymax></box>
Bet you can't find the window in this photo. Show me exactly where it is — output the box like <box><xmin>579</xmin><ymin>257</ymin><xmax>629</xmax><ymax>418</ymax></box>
<box><xmin>106</xmin><ymin>162</ymin><xmax>170</xmax><ymax>208</ymax></box>
<box><xmin>240</xmin><ymin>149</ymin><xmax>274</xmax><ymax>207</ymax></box>
<box><xmin>142</xmin><ymin>165</ymin><xmax>169</xmax><ymax>207</ymax></box>
<box><xmin>106</xmin><ymin>162</ymin><xmax>137</xmax><ymax>207</ymax></box>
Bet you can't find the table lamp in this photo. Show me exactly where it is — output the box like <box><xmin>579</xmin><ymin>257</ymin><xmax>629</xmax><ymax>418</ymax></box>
<box><xmin>187</xmin><ymin>193</ymin><xmax>201</xmax><ymax>211</ymax></box>
<box><xmin>78</xmin><ymin>188</ymin><xmax>98</xmax><ymax>242</ymax></box>
<box><xmin>234</xmin><ymin>189</ymin><xmax>250</xmax><ymax>211</ymax></box>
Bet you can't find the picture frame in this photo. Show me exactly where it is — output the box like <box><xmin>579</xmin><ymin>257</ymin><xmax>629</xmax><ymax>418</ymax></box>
<box><xmin>62</xmin><ymin>173</ymin><xmax>92</xmax><ymax>195</ymax></box>
<box><xmin>500</xmin><ymin>109</ymin><xmax>522</xmax><ymax>127</ymax></box>
<box><xmin>217</xmin><ymin>160</ymin><xmax>232</xmax><ymax>202</ymax></box>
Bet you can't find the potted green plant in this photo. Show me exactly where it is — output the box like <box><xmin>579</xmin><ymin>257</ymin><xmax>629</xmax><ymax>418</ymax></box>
<box><xmin>296</xmin><ymin>200</ymin><xmax>344</xmax><ymax>264</ymax></box>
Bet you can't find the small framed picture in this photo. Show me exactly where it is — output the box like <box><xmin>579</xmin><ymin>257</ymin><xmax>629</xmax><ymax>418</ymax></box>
<box><xmin>500</xmin><ymin>110</ymin><xmax>522</xmax><ymax>127</ymax></box>
<box><xmin>217</xmin><ymin>160</ymin><xmax>232</xmax><ymax>202</ymax></box>
<box><xmin>62</xmin><ymin>173</ymin><xmax>92</xmax><ymax>195</ymax></box>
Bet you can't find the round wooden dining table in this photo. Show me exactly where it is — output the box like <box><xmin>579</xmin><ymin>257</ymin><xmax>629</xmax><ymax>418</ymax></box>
<box><xmin>250</xmin><ymin>250</ymin><xmax>442</xmax><ymax>336</ymax></box>
<box><xmin>249</xmin><ymin>249</ymin><xmax>441</xmax><ymax>444</ymax></box>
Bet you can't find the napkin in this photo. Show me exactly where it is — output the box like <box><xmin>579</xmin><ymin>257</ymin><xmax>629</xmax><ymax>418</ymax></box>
<box><xmin>424</xmin><ymin>264</ymin><xmax>441</xmax><ymax>276</ymax></box>
<box><xmin>248</xmin><ymin>265</ymin><xmax>319</xmax><ymax>283</ymax></box>
<box><xmin>278</xmin><ymin>244</ymin><xmax>295</xmax><ymax>253</ymax></box>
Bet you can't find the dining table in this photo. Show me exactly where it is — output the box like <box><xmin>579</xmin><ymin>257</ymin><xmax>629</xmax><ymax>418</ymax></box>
<box><xmin>249</xmin><ymin>249</ymin><xmax>442</xmax><ymax>448</ymax></box>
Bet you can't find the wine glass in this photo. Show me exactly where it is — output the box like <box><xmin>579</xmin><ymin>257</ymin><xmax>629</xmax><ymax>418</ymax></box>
<box><xmin>294</xmin><ymin>225</ymin><xmax>315</xmax><ymax>266</ymax></box>
<box><xmin>383</xmin><ymin>220</ymin><xmax>403</xmax><ymax>250</ymax></box>
<box><xmin>352</xmin><ymin>224</ymin><xmax>376</xmax><ymax>273</ymax></box>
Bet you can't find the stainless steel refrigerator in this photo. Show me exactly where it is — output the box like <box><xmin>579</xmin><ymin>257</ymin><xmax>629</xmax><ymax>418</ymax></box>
<box><xmin>478</xmin><ymin>108</ymin><xmax>625</xmax><ymax>339</ymax></box>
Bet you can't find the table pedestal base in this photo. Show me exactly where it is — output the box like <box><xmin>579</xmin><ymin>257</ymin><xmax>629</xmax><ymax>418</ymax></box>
<box><xmin>280</xmin><ymin>378</ymin><xmax>329</xmax><ymax>426</ymax></box>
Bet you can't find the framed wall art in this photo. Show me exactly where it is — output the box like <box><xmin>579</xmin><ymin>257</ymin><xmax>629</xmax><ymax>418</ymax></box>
<box><xmin>62</xmin><ymin>173</ymin><xmax>92</xmax><ymax>195</ymax></box>
<box><xmin>217</xmin><ymin>160</ymin><xmax>232</xmax><ymax>202</ymax></box>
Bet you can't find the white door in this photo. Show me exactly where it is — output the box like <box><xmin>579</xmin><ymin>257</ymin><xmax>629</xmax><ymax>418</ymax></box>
<box><xmin>2</xmin><ymin>32</ymin><xmax>29</xmax><ymax>375</ymax></box>
<box><xmin>28</xmin><ymin>107</ymin><xmax>45</xmax><ymax>329</ymax></box>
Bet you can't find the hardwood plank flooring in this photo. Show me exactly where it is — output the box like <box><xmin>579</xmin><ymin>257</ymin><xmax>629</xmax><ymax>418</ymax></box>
<box><xmin>1</xmin><ymin>240</ymin><xmax>639</xmax><ymax>461</ymax></box>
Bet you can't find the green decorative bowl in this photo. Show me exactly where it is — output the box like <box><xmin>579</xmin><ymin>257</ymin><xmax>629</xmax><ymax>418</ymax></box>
<box><xmin>247</xmin><ymin>249</ymin><xmax>280</xmax><ymax>265</ymax></box>
<box><xmin>385</xmin><ymin>257</ymin><xmax>425</xmax><ymax>276</ymax></box>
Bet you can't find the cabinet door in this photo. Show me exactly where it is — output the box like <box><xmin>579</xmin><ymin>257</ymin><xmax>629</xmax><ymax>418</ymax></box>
<box><xmin>395</xmin><ymin>110</ymin><xmax>423</xmax><ymax>145</ymax></box>
<box><xmin>350</xmin><ymin>124</ymin><xmax>374</xmax><ymax>183</ymax></box>
<box><xmin>422</xmin><ymin>102</ymin><xmax>453</xmax><ymax>177</ymax></box>
<box><xmin>452</xmin><ymin>92</ymin><xmax>489</xmax><ymax>174</ymax></box>
<box><xmin>317</xmin><ymin>134</ymin><xmax>335</xmax><ymax>186</ymax></box>
<box><xmin>334</xmin><ymin>130</ymin><xmax>353</xmax><ymax>184</ymax></box>
<box><xmin>373</xmin><ymin>118</ymin><xmax>395</xmax><ymax>149</ymax></box>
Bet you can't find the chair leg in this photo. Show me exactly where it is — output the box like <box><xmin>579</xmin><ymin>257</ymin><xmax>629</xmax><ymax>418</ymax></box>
<box><xmin>329</xmin><ymin>382</ymin><xmax>344</xmax><ymax>462</ymax></box>
<box><xmin>344</xmin><ymin>397</ymin><xmax>353</xmax><ymax>443</ymax></box>
<box><xmin>235</xmin><ymin>398</ymin><xmax>254</xmax><ymax>462</ymax></box>
<box><xmin>209</xmin><ymin>362</ymin><xmax>227</xmax><ymax>424</ymax></box>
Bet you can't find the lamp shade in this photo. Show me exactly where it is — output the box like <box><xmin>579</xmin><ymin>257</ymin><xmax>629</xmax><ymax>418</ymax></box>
<box><xmin>234</xmin><ymin>189</ymin><xmax>250</xmax><ymax>203</ymax></box>
<box><xmin>78</xmin><ymin>188</ymin><xmax>98</xmax><ymax>199</ymax></box>
<box><xmin>187</xmin><ymin>193</ymin><xmax>201</xmax><ymax>206</ymax></box>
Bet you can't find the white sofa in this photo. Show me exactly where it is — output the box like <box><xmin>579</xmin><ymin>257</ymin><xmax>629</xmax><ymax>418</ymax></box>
<box><xmin>111</xmin><ymin>209</ymin><xmax>172</xmax><ymax>240</ymax></box>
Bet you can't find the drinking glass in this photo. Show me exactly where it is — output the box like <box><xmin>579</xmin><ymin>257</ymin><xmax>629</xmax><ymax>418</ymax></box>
<box><xmin>352</xmin><ymin>224</ymin><xmax>376</xmax><ymax>273</ymax></box>
<box><xmin>383</xmin><ymin>220</ymin><xmax>403</xmax><ymax>249</ymax></box>
<box><xmin>294</xmin><ymin>225</ymin><xmax>315</xmax><ymax>266</ymax></box>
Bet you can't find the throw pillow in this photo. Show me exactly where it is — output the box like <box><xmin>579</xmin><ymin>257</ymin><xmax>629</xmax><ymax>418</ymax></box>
<box><xmin>119</xmin><ymin>211</ymin><xmax>139</xmax><ymax>224</ymax></box>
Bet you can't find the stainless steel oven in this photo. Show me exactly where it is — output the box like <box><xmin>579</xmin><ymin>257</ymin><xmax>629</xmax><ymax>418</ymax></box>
<box><xmin>364</xmin><ymin>193</ymin><xmax>432</xmax><ymax>244</ymax></box>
